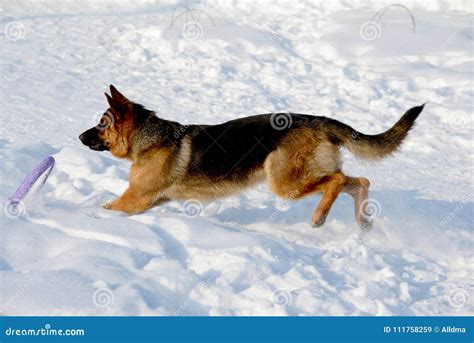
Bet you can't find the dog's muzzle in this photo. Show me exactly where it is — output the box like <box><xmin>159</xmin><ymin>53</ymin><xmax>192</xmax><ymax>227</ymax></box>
<box><xmin>79</xmin><ymin>128</ymin><xmax>108</xmax><ymax>151</ymax></box>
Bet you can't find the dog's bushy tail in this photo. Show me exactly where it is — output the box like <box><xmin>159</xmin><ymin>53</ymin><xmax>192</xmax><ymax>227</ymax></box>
<box><xmin>324</xmin><ymin>104</ymin><xmax>425</xmax><ymax>160</ymax></box>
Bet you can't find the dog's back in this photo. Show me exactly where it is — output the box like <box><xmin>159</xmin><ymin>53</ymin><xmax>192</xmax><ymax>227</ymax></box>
<box><xmin>185</xmin><ymin>113</ymin><xmax>324</xmax><ymax>180</ymax></box>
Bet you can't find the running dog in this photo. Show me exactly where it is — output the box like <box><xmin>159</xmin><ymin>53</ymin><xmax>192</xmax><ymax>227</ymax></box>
<box><xmin>79</xmin><ymin>85</ymin><xmax>424</xmax><ymax>230</ymax></box>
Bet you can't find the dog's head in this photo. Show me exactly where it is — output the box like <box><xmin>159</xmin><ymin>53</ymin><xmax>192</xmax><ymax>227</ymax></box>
<box><xmin>79</xmin><ymin>85</ymin><xmax>153</xmax><ymax>158</ymax></box>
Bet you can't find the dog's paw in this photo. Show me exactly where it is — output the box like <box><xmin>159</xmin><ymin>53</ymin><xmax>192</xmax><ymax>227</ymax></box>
<box><xmin>102</xmin><ymin>202</ymin><xmax>113</xmax><ymax>210</ymax></box>
<box><xmin>359</xmin><ymin>216</ymin><xmax>373</xmax><ymax>232</ymax></box>
<box><xmin>311</xmin><ymin>214</ymin><xmax>327</xmax><ymax>228</ymax></box>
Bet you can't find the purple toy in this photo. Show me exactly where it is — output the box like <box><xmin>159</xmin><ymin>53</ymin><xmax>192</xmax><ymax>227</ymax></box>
<box><xmin>9</xmin><ymin>156</ymin><xmax>55</xmax><ymax>204</ymax></box>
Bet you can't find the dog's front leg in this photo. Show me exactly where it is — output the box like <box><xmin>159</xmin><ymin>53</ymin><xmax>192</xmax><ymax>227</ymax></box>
<box><xmin>103</xmin><ymin>187</ymin><xmax>161</xmax><ymax>215</ymax></box>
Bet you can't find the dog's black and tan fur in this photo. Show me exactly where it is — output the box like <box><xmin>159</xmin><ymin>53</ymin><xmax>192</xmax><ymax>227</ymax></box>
<box><xmin>79</xmin><ymin>85</ymin><xmax>424</xmax><ymax>230</ymax></box>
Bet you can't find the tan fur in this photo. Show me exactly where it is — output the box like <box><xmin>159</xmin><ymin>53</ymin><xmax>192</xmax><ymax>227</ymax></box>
<box><xmin>343</xmin><ymin>176</ymin><xmax>371</xmax><ymax>229</ymax></box>
<box><xmin>105</xmin><ymin>146</ymin><xmax>177</xmax><ymax>213</ymax></box>
<box><xmin>265</xmin><ymin>127</ymin><xmax>341</xmax><ymax>199</ymax></box>
<box><xmin>98</xmin><ymin>110</ymin><xmax>135</xmax><ymax>158</ymax></box>
<box><xmin>164</xmin><ymin>170</ymin><xmax>266</xmax><ymax>201</ymax></box>
<box><xmin>311</xmin><ymin>172</ymin><xmax>346</xmax><ymax>226</ymax></box>
<box><xmin>261</xmin><ymin>127</ymin><xmax>370</xmax><ymax>228</ymax></box>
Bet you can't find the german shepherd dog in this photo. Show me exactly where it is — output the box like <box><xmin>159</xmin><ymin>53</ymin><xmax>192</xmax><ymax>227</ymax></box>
<box><xmin>79</xmin><ymin>85</ymin><xmax>424</xmax><ymax>230</ymax></box>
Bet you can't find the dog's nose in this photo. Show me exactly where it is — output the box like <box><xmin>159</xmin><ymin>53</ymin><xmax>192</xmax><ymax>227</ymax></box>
<box><xmin>79</xmin><ymin>133</ymin><xmax>85</xmax><ymax>142</ymax></box>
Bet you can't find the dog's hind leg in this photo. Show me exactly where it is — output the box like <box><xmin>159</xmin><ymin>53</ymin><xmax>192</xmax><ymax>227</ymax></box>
<box><xmin>343</xmin><ymin>176</ymin><xmax>372</xmax><ymax>231</ymax></box>
<box><xmin>264</xmin><ymin>130</ymin><xmax>346</xmax><ymax>228</ymax></box>
<box><xmin>310</xmin><ymin>172</ymin><xmax>346</xmax><ymax>227</ymax></box>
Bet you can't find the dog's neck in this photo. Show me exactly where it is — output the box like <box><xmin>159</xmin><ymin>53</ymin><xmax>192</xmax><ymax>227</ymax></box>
<box><xmin>130</xmin><ymin>115</ymin><xmax>184</xmax><ymax>161</ymax></box>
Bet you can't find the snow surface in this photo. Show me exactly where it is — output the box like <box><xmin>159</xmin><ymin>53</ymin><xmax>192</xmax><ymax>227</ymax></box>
<box><xmin>0</xmin><ymin>0</ymin><xmax>473</xmax><ymax>316</ymax></box>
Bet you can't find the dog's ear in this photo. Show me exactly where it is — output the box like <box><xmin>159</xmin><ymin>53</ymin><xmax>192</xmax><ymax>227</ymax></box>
<box><xmin>105</xmin><ymin>92</ymin><xmax>121</xmax><ymax>110</ymax></box>
<box><xmin>109</xmin><ymin>84</ymin><xmax>131</xmax><ymax>104</ymax></box>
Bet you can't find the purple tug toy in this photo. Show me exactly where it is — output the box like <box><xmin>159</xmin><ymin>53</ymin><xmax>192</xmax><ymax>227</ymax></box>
<box><xmin>9</xmin><ymin>156</ymin><xmax>55</xmax><ymax>206</ymax></box>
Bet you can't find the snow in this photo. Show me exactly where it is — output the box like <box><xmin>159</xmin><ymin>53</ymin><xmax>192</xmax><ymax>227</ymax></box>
<box><xmin>0</xmin><ymin>0</ymin><xmax>472</xmax><ymax>316</ymax></box>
